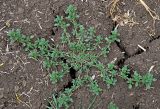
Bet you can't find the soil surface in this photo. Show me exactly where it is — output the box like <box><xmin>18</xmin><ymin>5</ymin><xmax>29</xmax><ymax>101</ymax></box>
<box><xmin>0</xmin><ymin>0</ymin><xmax>160</xmax><ymax>109</ymax></box>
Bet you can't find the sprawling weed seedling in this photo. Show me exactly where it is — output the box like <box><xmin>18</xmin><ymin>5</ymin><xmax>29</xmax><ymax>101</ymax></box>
<box><xmin>87</xmin><ymin>77</ymin><xmax>102</xmax><ymax>95</ymax></box>
<box><xmin>133</xmin><ymin>71</ymin><xmax>142</xmax><ymax>87</ymax></box>
<box><xmin>50</xmin><ymin>77</ymin><xmax>87</xmax><ymax>109</ymax></box>
<box><xmin>142</xmin><ymin>72</ymin><xmax>156</xmax><ymax>89</ymax></box>
<box><xmin>101</xmin><ymin>63</ymin><xmax>118</xmax><ymax>88</ymax></box>
<box><xmin>119</xmin><ymin>66</ymin><xmax>156</xmax><ymax>89</ymax></box>
<box><xmin>108</xmin><ymin>101</ymin><xmax>119</xmax><ymax>109</ymax></box>
<box><xmin>7</xmin><ymin>4</ymin><xmax>156</xmax><ymax>109</ymax></box>
<box><xmin>120</xmin><ymin>65</ymin><xmax>130</xmax><ymax>80</ymax></box>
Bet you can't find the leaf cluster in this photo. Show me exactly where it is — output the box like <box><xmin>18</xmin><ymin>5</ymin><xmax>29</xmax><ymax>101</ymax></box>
<box><xmin>120</xmin><ymin>66</ymin><xmax>156</xmax><ymax>89</ymax></box>
<box><xmin>108</xmin><ymin>101</ymin><xmax>119</xmax><ymax>109</ymax></box>
<box><xmin>7</xmin><ymin>4</ymin><xmax>156</xmax><ymax>109</ymax></box>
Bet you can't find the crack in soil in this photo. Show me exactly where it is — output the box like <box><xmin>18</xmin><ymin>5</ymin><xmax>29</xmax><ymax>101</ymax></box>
<box><xmin>133</xmin><ymin>104</ymin><xmax>140</xmax><ymax>109</ymax></box>
<box><xmin>149</xmin><ymin>35</ymin><xmax>160</xmax><ymax>43</ymax></box>
<box><xmin>55</xmin><ymin>60</ymin><xmax>77</xmax><ymax>93</ymax></box>
<box><xmin>112</xmin><ymin>21</ymin><xmax>149</xmax><ymax>78</ymax></box>
<box><xmin>116</xmin><ymin>41</ymin><xmax>130</xmax><ymax>68</ymax></box>
<box><xmin>46</xmin><ymin>8</ymin><xmax>78</xmax><ymax>104</ymax></box>
<box><xmin>1</xmin><ymin>101</ymin><xmax>9</xmax><ymax>109</ymax></box>
<box><xmin>131</xmin><ymin>46</ymin><xmax>148</xmax><ymax>56</ymax></box>
<box><xmin>62</xmin><ymin>66</ymin><xmax>76</xmax><ymax>89</ymax></box>
<box><xmin>111</xmin><ymin>19</ymin><xmax>150</xmax><ymax>68</ymax></box>
<box><xmin>62</xmin><ymin>67</ymin><xmax>76</xmax><ymax>90</ymax></box>
<box><xmin>112</xmin><ymin>21</ymin><xmax>130</xmax><ymax>68</ymax></box>
<box><xmin>46</xmin><ymin>65</ymin><xmax>76</xmax><ymax>108</ymax></box>
<box><xmin>58</xmin><ymin>58</ymin><xmax>76</xmax><ymax>91</ymax></box>
<box><xmin>47</xmin><ymin>14</ymin><xmax>151</xmax><ymax>108</ymax></box>
<box><xmin>69</xmin><ymin>67</ymin><xmax>76</xmax><ymax>80</ymax></box>
<box><xmin>116</xmin><ymin>40</ymin><xmax>148</xmax><ymax>76</ymax></box>
<box><xmin>51</xmin><ymin>29</ymin><xmax>56</xmax><ymax>36</ymax></box>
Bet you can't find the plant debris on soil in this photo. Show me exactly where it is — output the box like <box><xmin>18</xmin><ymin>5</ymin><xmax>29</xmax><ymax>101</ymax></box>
<box><xmin>0</xmin><ymin>0</ymin><xmax>160</xmax><ymax>109</ymax></box>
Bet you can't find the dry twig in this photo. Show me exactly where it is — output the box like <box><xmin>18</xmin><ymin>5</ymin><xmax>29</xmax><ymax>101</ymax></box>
<box><xmin>110</xmin><ymin>0</ymin><xmax>120</xmax><ymax>19</ymax></box>
<box><xmin>139</xmin><ymin>0</ymin><xmax>159</xmax><ymax>20</ymax></box>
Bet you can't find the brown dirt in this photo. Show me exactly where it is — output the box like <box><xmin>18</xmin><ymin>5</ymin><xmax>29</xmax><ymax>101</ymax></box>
<box><xmin>0</xmin><ymin>0</ymin><xmax>160</xmax><ymax>109</ymax></box>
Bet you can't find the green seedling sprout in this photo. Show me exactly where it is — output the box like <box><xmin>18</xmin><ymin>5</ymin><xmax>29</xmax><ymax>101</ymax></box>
<box><xmin>108</xmin><ymin>101</ymin><xmax>119</xmax><ymax>109</ymax></box>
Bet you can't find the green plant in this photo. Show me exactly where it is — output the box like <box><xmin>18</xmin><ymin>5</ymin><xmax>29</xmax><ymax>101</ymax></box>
<box><xmin>120</xmin><ymin>67</ymin><xmax>156</xmax><ymax>89</ymax></box>
<box><xmin>8</xmin><ymin>29</ymin><xmax>23</xmax><ymax>43</ymax></box>
<box><xmin>50</xmin><ymin>71</ymin><xmax>64</xmax><ymax>84</ymax></box>
<box><xmin>34</xmin><ymin>38</ymin><xmax>50</xmax><ymax>55</ymax></box>
<box><xmin>7</xmin><ymin>4</ymin><xmax>156</xmax><ymax>109</ymax></box>
<box><xmin>88</xmin><ymin>79</ymin><xmax>102</xmax><ymax>95</ymax></box>
<box><xmin>49</xmin><ymin>91</ymin><xmax>73</xmax><ymax>109</ymax></box>
<box><xmin>50</xmin><ymin>77</ymin><xmax>86</xmax><ymax>109</ymax></box>
<box><xmin>142</xmin><ymin>72</ymin><xmax>156</xmax><ymax>89</ymax></box>
<box><xmin>108</xmin><ymin>101</ymin><xmax>119</xmax><ymax>109</ymax></box>
<box><xmin>28</xmin><ymin>50</ymin><xmax>39</xmax><ymax>59</ymax></box>
<box><xmin>120</xmin><ymin>65</ymin><xmax>130</xmax><ymax>80</ymax></box>
<box><xmin>133</xmin><ymin>71</ymin><xmax>142</xmax><ymax>87</ymax></box>
<box><xmin>48</xmin><ymin>94</ymin><xmax>59</xmax><ymax>109</ymax></box>
<box><xmin>127</xmin><ymin>78</ymin><xmax>134</xmax><ymax>89</ymax></box>
<box><xmin>56</xmin><ymin>92</ymin><xmax>73</xmax><ymax>109</ymax></box>
<box><xmin>99</xmin><ymin>28</ymin><xmax>119</xmax><ymax>57</ymax></box>
<box><xmin>101</xmin><ymin>63</ymin><xmax>117</xmax><ymax>88</ymax></box>
<box><xmin>106</xmin><ymin>28</ymin><xmax>120</xmax><ymax>43</ymax></box>
<box><xmin>43</xmin><ymin>58</ymin><xmax>53</xmax><ymax>69</ymax></box>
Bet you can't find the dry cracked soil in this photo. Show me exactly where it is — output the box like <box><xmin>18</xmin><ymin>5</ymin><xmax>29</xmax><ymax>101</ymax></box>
<box><xmin>0</xmin><ymin>0</ymin><xmax>160</xmax><ymax>109</ymax></box>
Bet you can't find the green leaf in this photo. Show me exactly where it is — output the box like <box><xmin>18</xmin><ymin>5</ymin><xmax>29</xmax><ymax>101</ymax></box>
<box><xmin>43</xmin><ymin>58</ymin><xmax>53</xmax><ymax>69</ymax></box>
<box><xmin>95</xmin><ymin>35</ymin><xmax>103</xmax><ymax>44</ymax></box>
<box><xmin>133</xmin><ymin>71</ymin><xmax>142</xmax><ymax>87</ymax></box>
<box><xmin>28</xmin><ymin>50</ymin><xmax>39</xmax><ymax>59</ymax></box>
<box><xmin>65</xmin><ymin>4</ymin><xmax>79</xmax><ymax>21</ymax></box>
<box><xmin>89</xmin><ymin>80</ymin><xmax>102</xmax><ymax>95</ymax></box>
<box><xmin>127</xmin><ymin>78</ymin><xmax>133</xmax><ymax>89</ymax></box>
<box><xmin>104</xmin><ymin>76</ymin><xmax>117</xmax><ymax>88</ymax></box>
<box><xmin>8</xmin><ymin>29</ymin><xmax>22</xmax><ymax>42</ymax></box>
<box><xmin>142</xmin><ymin>72</ymin><xmax>156</xmax><ymax>89</ymax></box>
<box><xmin>108</xmin><ymin>101</ymin><xmax>119</xmax><ymax>109</ymax></box>
<box><xmin>87</xmin><ymin>27</ymin><xmax>96</xmax><ymax>38</ymax></box>
<box><xmin>69</xmin><ymin>42</ymin><xmax>86</xmax><ymax>52</ymax></box>
<box><xmin>120</xmin><ymin>65</ymin><xmax>130</xmax><ymax>80</ymax></box>
<box><xmin>57</xmin><ymin>93</ymin><xmax>72</xmax><ymax>109</ymax></box>
<box><xmin>50</xmin><ymin>71</ymin><xmax>64</xmax><ymax>84</ymax></box>
<box><xmin>106</xmin><ymin>28</ymin><xmax>120</xmax><ymax>43</ymax></box>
